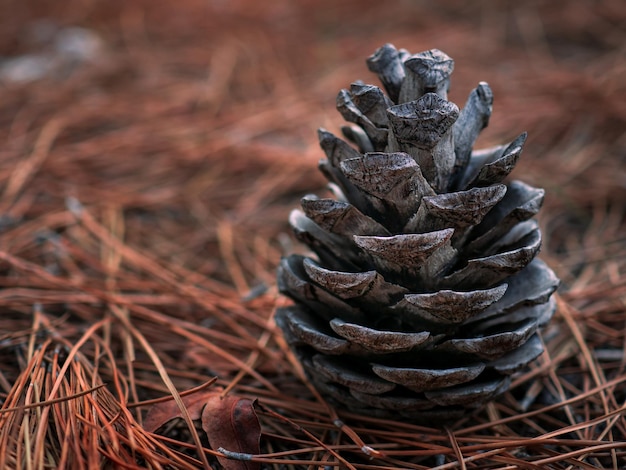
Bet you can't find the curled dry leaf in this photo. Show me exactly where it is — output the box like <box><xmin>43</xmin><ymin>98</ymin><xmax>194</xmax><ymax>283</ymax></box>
<box><xmin>144</xmin><ymin>390</ymin><xmax>261</xmax><ymax>470</ymax></box>
<box><xmin>202</xmin><ymin>394</ymin><xmax>261</xmax><ymax>470</ymax></box>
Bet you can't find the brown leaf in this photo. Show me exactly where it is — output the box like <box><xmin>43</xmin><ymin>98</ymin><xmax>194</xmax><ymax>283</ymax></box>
<box><xmin>143</xmin><ymin>390</ymin><xmax>214</xmax><ymax>432</ymax></box>
<box><xmin>143</xmin><ymin>390</ymin><xmax>261</xmax><ymax>470</ymax></box>
<box><xmin>202</xmin><ymin>395</ymin><xmax>261</xmax><ymax>470</ymax></box>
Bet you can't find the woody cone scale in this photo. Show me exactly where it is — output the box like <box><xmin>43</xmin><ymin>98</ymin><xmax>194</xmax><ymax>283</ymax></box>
<box><xmin>276</xmin><ymin>44</ymin><xmax>559</xmax><ymax>420</ymax></box>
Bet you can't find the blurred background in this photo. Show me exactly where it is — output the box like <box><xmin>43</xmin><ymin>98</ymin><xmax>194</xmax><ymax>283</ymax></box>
<box><xmin>0</xmin><ymin>0</ymin><xmax>623</xmax><ymax>291</ymax></box>
<box><xmin>0</xmin><ymin>0</ymin><xmax>623</xmax><ymax>349</ymax></box>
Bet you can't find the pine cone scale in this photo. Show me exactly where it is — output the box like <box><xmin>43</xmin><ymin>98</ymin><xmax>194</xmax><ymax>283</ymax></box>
<box><xmin>442</xmin><ymin>318</ymin><xmax>538</xmax><ymax>360</ymax></box>
<box><xmin>401</xmin><ymin>283</ymin><xmax>508</xmax><ymax>324</ymax></box>
<box><xmin>371</xmin><ymin>362</ymin><xmax>485</xmax><ymax>392</ymax></box>
<box><xmin>329</xmin><ymin>318</ymin><xmax>431</xmax><ymax>352</ymax></box>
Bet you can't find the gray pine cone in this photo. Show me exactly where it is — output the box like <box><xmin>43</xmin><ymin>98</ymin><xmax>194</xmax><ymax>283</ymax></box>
<box><xmin>276</xmin><ymin>44</ymin><xmax>559</xmax><ymax>421</ymax></box>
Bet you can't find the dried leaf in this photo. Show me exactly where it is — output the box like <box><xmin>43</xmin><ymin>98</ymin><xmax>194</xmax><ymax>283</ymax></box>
<box><xmin>143</xmin><ymin>390</ymin><xmax>213</xmax><ymax>432</ymax></box>
<box><xmin>143</xmin><ymin>390</ymin><xmax>261</xmax><ymax>470</ymax></box>
<box><xmin>202</xmin><ymin>394</ymin><xmax>261</xmax><ymax>470</ymax></box>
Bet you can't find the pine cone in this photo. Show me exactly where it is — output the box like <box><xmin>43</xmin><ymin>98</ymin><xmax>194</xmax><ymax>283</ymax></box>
<box><xmin>276</xmin><ymin>45</ymin><xmax>559</xmax><ymax>420</ymax></box>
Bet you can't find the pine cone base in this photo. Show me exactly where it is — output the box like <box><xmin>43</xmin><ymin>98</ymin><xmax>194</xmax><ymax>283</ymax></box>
<box><xmin>277</xmin><ymin>295</ymin><xmax>555</xmax><ymax>420</ymax></box>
